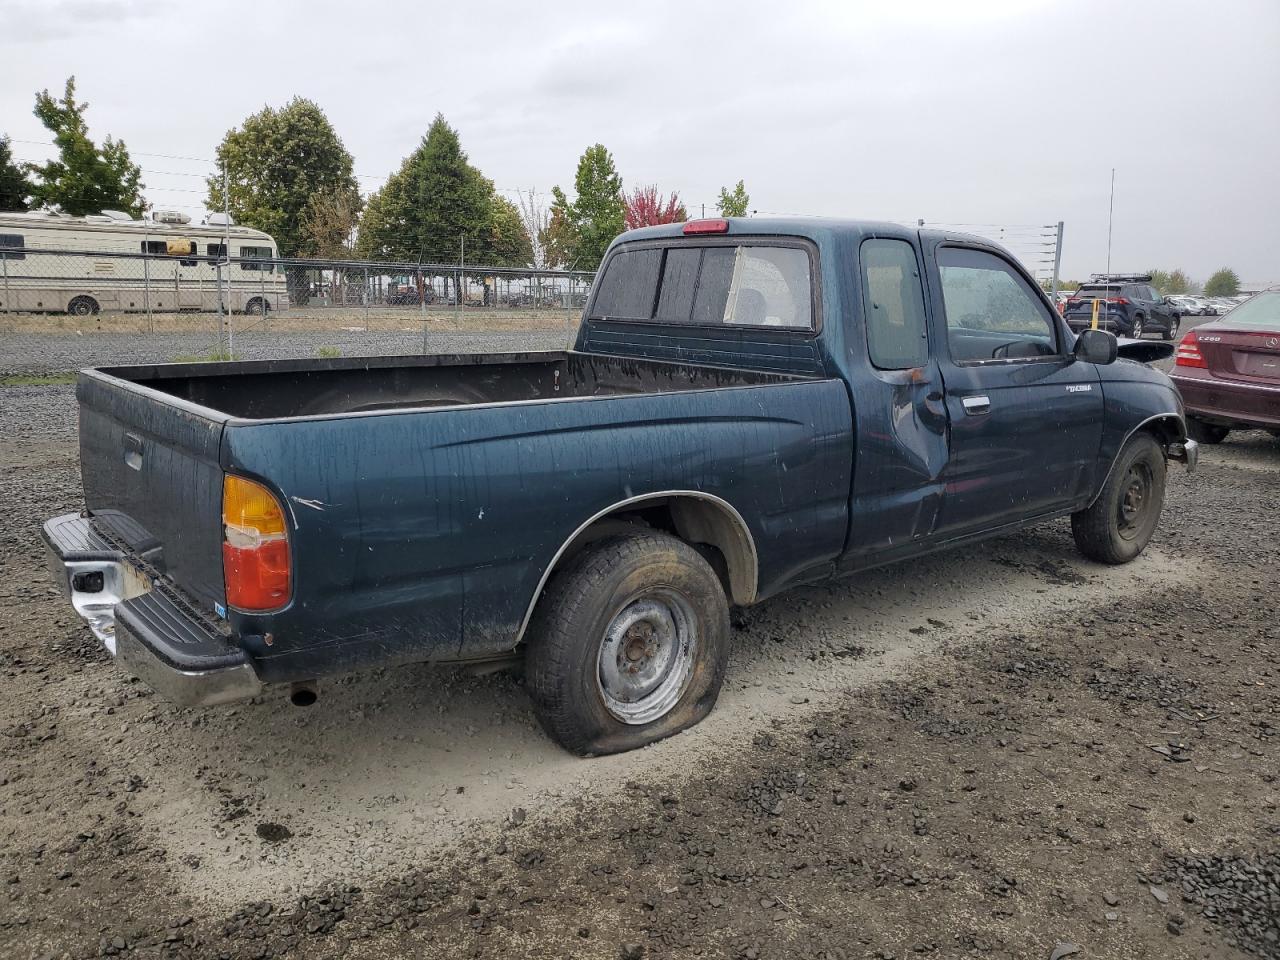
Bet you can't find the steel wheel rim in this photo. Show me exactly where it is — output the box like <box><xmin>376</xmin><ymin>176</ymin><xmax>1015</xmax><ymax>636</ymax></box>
<box><xmin>1117</xmin><ymin>461</ymin><xmax>1153</xmax><ymax>540</ymax></box>
<box><xmin>597</xmin><ymin>588</ymin><xmax>697</xmax><ymax>725</ymax></box>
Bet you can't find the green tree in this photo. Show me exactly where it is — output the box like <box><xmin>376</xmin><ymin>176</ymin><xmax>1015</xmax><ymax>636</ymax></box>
<box><xmin>208</xmin><ymin>98</ymin><xmax>359</xmax><ymax>258</ymax></box>
<box><xmin>1149</xmin><ymin>268</ymin><xmax>1192</xmax><ymax>295</ymax></box>
<box><xmin>1203</xmin><ymin>267</ymin><xmax>1240</xmax><ymax>297</ymax></box>
<box><xmin>541</xmin><ymin>186</ymin><xmax>578</xmax><ymax>269</ymax></box>
<box><xmin>716</xmin><ymin>179</ymin><xmax>750</xmax><ymax>218</ymax></box>
<box><xmin>549</xmin><ymin>144</ymin><xmax>625</xmax><ymax>270</ymax></box>
<box><xmin>0</xmin><ymin>135</ymin><xmax>33</xmax><ymax>211</ymax></box>
<box><xmin>26</xmin><ymin>77</ymin><xmax>145</xmax><ymax>217</ymax></box>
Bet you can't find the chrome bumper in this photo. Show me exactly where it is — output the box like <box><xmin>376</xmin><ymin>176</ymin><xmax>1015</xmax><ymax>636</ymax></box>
<box><xmin>43</xmin><ymin>513</ymin><xmax>263</xmax><ymax>707</ymax></box>
<box><xmin>1169</xmin><ymin>439</ymin><xmax>1199</xmax><ymax>473</ymax></box>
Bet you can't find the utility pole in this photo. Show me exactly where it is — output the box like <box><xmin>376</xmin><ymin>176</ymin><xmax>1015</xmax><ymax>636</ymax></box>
<box><xmin>1051</xmin><ymin>221</ymin><xmax>1064</xmax><ymax>299</ymax></box>
<box><xmin>1105</xmin><ymin>168</ymin><xmax>1115</xmax><ymax>277</ymax></box>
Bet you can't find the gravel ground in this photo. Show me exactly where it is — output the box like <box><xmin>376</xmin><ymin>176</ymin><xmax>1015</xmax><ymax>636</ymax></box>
<box><xmin>0</xmin><ymin>348</ymin><xmax>1276</xmax><ymax>959</ymax></box>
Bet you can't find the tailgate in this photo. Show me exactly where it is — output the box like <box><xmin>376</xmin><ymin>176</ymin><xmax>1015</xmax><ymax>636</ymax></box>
<box><xmin>77</xmin><ymin>371</ymin><xmax>227</xmax><ymax>611</ymax></box>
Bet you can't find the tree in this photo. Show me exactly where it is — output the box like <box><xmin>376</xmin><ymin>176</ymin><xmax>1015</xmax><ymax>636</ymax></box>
<box><xmin>624</xmin><ymin>185</ymin><xmax>687</xmax><ymax>230</ymax></box>
<box><xmin>716</xmin><ymin>179</ymin><xmax>750</xmax><ymax>218</ymax></box>
<box><xmin>356</xmin><ymin>115</ymin><xmax>531</xmax><ymax>305</ymax></box>
<box><xmin>0</xmin><ymin>135</ymin><xmax>33</xmax><ymax>211</ymax></box>
<box><xmin>541</xmin><ymin>186</ymin><xmax>578</xmax><ymax>269</ymax></box>
<box><xmin>515</xmin><ymin>189</ymin><xmax>550</xmax><ymax>269</ymax></box>
<box><xmin>1203</xmin><ymin>267</ymin><xmax>1240</xmax><ymax>297</ymax></box>
<box><xmin>549</xmin><ymin>144</ymin><xmax>626</xmax><ymax>270</ymax></box>
<box><xmin>26</xmin><ymin>77</ymin><xmax>145</xmax><ymax>217</ymax></box>
<box><xmin>208</xmin><ymin>98</ymin><xmax>359</xmax><ymax>258</ymax></box>
<box><xmin>1149</xmin><ymin>268</ymin><xmax>1192</xmax><ymax>296</ymax></box>
<box><xmin>299</xmin><ymin>187</ymin><xmax>361</xmax><ymax>260</ymax></box>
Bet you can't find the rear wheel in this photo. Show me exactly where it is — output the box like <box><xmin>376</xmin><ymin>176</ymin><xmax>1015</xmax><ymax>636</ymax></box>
<box><xmin>1162</xmin><ymin>316</ymin><xmax>1179</xmax><ymax>340</ymax></box>
<box><xmin>1130</xmin><ymin>316</ymin><xmax>1145</xmax><ymax>339</ymax></box>
<box><xmin>1186</xmin><ymin>417</ymin><xmax>1229</xmax><ymax>444</ymax></box>
<box><xmin>1072</xmin><ymin>433</ymin><xmax>1166</xmax><ymax>564</ymax></box>
<box><xmin>525</xmin><ymin>532</ymin><xmax>730</xmax><ymax>756</ymax></box>
<box><xmin>245</xmin><ymin>298</ymin><xmax>269</xmax><ymax>316</ymax></box>
<box><xmin>68</xmin><ymin>296</ymin><xmax>99</xmax><ymax>317</ymax></box>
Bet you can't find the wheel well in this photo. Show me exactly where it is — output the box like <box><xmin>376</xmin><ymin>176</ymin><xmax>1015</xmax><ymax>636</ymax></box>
<box><xmin>531</xmin><ymin>494</ymin><xmax>758</xmax><ymax>619</ymax></box>
<box><xmin>1137</xmin><ymin>415</ymin><xmax>1187</xmax><ymax>451</ymax></box>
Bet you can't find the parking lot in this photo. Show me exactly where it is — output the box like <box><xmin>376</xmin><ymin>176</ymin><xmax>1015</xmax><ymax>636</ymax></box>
<box><xmin>0</xmin><ymin>323</ymin><xmax>1276</xmax><ymax>960</ymax></box>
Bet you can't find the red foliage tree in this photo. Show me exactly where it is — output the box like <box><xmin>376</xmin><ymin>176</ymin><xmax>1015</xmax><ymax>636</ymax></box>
<box><xmin>623</xmin><ymin>185</ymin><xmax>687</xmax><ymax>230</ymax></box>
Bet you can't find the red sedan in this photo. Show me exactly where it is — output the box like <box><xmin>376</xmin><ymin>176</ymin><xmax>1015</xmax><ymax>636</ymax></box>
<box><xmin>1171</xmin><ymin>290</ymin><xmax>1280</xmax><ymax>443</ymax></box>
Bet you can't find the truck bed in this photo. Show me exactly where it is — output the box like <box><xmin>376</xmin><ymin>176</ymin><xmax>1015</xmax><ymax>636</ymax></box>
<box><xmin>99</xmin><ymin>351</ymin><xmax>809</xmax><ymax>420</ymax></box>
<box><xmin>76</xmin><ymin>351</ymin><xmax>854</xmax><ymax>681</ymax></box>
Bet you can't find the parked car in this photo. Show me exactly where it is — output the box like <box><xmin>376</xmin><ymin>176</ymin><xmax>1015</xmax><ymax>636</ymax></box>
<box><xmin>42</xmin><ymin>218</ymin><xmax>1198</xmax><ymax>756</ymax></box>
<box><xmin>1063</xmin><ymin>274</ymin><xmax>1182</xmax><ymax>339</ymax></box>
<box><xmin>1170</xmin><ymin>295</ymin><xmax>1208</xmax><ymax>317</ymax></box>
<box><xmin>1171</xmin><ymin>289</ymin><xmax>1280</xmax><ymax>443</ymax></box>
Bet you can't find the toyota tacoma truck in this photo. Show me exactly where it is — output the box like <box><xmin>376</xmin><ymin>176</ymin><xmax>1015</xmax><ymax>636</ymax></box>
<box><xmin>44</xmin><ymin>218</ymin><xmax>1197</xmax><ymax>755</ymax></box>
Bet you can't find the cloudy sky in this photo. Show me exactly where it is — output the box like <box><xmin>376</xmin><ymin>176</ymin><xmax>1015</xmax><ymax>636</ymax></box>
<box><xmin>3</xmin><ymin>0</ymin><xmax>1277</xmax><ymax>284</ymax></box>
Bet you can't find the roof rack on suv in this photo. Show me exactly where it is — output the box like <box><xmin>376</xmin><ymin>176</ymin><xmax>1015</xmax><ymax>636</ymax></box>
<box><xmin>1088</xmin><ymin>273</ymin><xmax>1152</xmax><ymax>283</ymax></box>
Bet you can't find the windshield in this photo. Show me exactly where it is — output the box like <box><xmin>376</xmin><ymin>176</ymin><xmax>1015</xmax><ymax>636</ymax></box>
<box><xmin>1217</xmin><ymin>292</ymin><xmax>1278</xmax><ymax>327</ymax></box>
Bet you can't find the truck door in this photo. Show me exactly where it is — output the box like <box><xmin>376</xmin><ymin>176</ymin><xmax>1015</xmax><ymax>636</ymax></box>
<box><xmin>842</xmin><ymin>236</ymin><xmax>950</xmax><ymax>567</ymax></box>
<box><xmin>926</xmin><ymin>243</ymin><xmax>1103</xmax><ymax>537</ymax></box>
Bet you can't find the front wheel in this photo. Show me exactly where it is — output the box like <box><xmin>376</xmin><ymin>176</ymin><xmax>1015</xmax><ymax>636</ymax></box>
<box><xmin>1071</xmin><ymin>433</ymin><xmax>1166</xmax><ymax>564</ymax></box>
<box><xmin>525</xmin><ymin>532</ymin><xmax>730</xmax><ymax>756</ymax></box>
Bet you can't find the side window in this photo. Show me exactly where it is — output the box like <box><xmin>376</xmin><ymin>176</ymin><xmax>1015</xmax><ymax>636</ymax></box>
<box><xmin>0</xmin><ymin>233</ymin><xmax>26</xmax><ymax>260</ymax></box>
<box><xmin>860</xmin><ymin>238</ymin><xmax>929</xmax><ymax>369</ymax></box>
<box><xmin>938</xmin><ymin>247</ymin><xmax>1059</xmax><ymax>363</ymax></box>
<box><xmin>239</xmin><ymin>245</ymin><xmax>274</xmax><ymax>272</ymax></box>
<box><xmin>207</xmin><ymin>243</ymin><xmax>227</xmax><ymax>261</ymax></box>
<box><xmin>141</xmin><ymin>240</ymin><xmax>167</xmax><ymax>255</ymax></box>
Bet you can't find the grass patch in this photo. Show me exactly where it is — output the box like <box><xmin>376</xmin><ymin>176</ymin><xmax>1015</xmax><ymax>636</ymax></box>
<box><xmin>0</xmin><ymin>372</ymin><xmax>78</xmax><ymax>387</ymax></box>
<box><xmin>316</xmin><ymin>346</ymin><xmax>342</xmax><ymax>359</ymax></box>
<box><xmin>171</xmin><ymin>350</ymin><xmax>239</xmax><ymax>363</ymax></box>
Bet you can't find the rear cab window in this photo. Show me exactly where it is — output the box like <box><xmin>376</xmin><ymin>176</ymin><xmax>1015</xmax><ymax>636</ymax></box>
<box><xmin>590</xmin><ymin>240</ymin><xmax>814</xmax><ymax>331</ymax></box>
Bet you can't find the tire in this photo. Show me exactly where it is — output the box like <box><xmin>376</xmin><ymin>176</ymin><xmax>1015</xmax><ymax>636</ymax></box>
<box><xmin>1162</xmin><ymin>317</ymin><xmax>1179</xmax><ymax>341</ymax></box>
<box><xmin>1071</xmin><ymin>433</ymin><xmax>1166</xmax><ymax>564</ymax></box>
<box><xmin>68</xmin><ymin>296</ymin><xmax>98</xmax><ymax>317</ymax></box>
<box><xmin>245</xmin><ymin>298</ymin><xmax>269</xmax><ymax>316</ymax></box>
<box><xmin>1186</xmin><ymin>417</ymin><xmax>1229</xmax><ymax>444</ymax></box>
<box><xmin>524</xmin><ymin>532</ymin><xmax>730</xmax><ymax>756</ymax></box>
<box><xmin>1130</xmin><ymin>316</ymin><xmax>1144</xmax><ymax>339</ymax></box>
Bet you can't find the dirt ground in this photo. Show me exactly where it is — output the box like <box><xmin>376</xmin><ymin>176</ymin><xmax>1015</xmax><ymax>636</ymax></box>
<box><xmin>0</xmin><ymin>383</ymin><xmax>1276</xmax><ymax>960</ymax></box>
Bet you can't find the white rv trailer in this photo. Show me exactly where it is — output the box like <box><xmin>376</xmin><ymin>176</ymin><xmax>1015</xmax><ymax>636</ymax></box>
<box><xmin>0</xmin><ymin>209</ymin><xmax>287</xmax><ymax>315</ymax></box>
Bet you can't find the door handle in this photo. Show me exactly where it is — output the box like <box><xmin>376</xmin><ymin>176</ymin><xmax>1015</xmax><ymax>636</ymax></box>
<box><xmin>961</xmin><ymin>395</ymin><xmax>991</xmax><ymax>416</ymax></box>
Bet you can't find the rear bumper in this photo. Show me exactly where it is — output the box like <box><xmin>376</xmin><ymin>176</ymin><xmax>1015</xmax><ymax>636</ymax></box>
<box><xmin>42</xmin><ymin>513</ymin><xmax>263</xmax><ymax>707</ymax></box>
<box><xmin>1170</xmin><ymin>373</ymin><xmax>1280</xmax><ymax>429</ymax></box>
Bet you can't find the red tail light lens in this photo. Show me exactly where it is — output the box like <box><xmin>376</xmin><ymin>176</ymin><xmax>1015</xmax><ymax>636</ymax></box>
<box><xmin>1106</xmin><ymin>297</ymin><xmax>1130</xmax><ymax>305</ymax></box>
<box><xmin>683</xmin><ymin>219</ymin><xmax>730</xmax><ymax>235</ymax></box>
<box><xmin>1174</xmin><ymin>331</ymin><xmax>1207</xmax><ymax>368</ymax></box>
<box><xmin>222</xmin><ymin>475</ymin><xmax>291</xmax><ymax>611</ymax></box>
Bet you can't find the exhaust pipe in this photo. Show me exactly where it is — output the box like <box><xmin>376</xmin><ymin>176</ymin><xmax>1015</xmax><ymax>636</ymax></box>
<box><xmin>289</xmin><ymin>680</ymin><xmax>318</xmax><ymax>707</ymax></box>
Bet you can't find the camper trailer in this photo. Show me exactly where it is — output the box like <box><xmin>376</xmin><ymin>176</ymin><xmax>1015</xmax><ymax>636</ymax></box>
<box><xmin>0</xmin><ymin>209</ymin><xmax>287</xmax><ymax>315</ymax></box>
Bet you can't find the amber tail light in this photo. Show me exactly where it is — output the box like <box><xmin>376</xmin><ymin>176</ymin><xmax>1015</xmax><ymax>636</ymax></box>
<box><xmin>222</xmin><ymin>475</ymin><xmax>291</xmax><ymax>611</ymax></box>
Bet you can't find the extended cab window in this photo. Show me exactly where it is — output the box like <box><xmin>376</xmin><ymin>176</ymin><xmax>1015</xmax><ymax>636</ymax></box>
<box><xmin>938</xmin><ymin>247</ymin><xmax>1058</xmax><ymax>363</ymax></box>
<box><xmin>592</xmin><ymin>243</ymin><xmax>813</xmax><ymax>330</ymax></box>
<box><xmin>860</xmin><ymin>238</ymin><xmax>928</xmax><ymax>369</ymax></box>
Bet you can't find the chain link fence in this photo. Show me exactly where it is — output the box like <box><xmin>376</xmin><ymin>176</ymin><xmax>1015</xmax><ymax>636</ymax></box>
<box><xmin>0</xmin><ymin>246</ymin><xmax>594</xmax><ymax>372</ymax></box>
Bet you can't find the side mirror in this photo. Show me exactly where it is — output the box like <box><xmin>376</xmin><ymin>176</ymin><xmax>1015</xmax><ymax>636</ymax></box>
<box><xmin>1074</xmin><ymin>328</ymin><xmax>1118</xmax><ymax>365</ymax></box>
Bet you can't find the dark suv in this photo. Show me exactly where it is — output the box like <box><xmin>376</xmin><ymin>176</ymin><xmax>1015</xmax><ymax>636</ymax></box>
<box><xmin>1063</xmin><ymin>274</ymin><xmax>1182</xmax><ymax>340</ymax></box>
